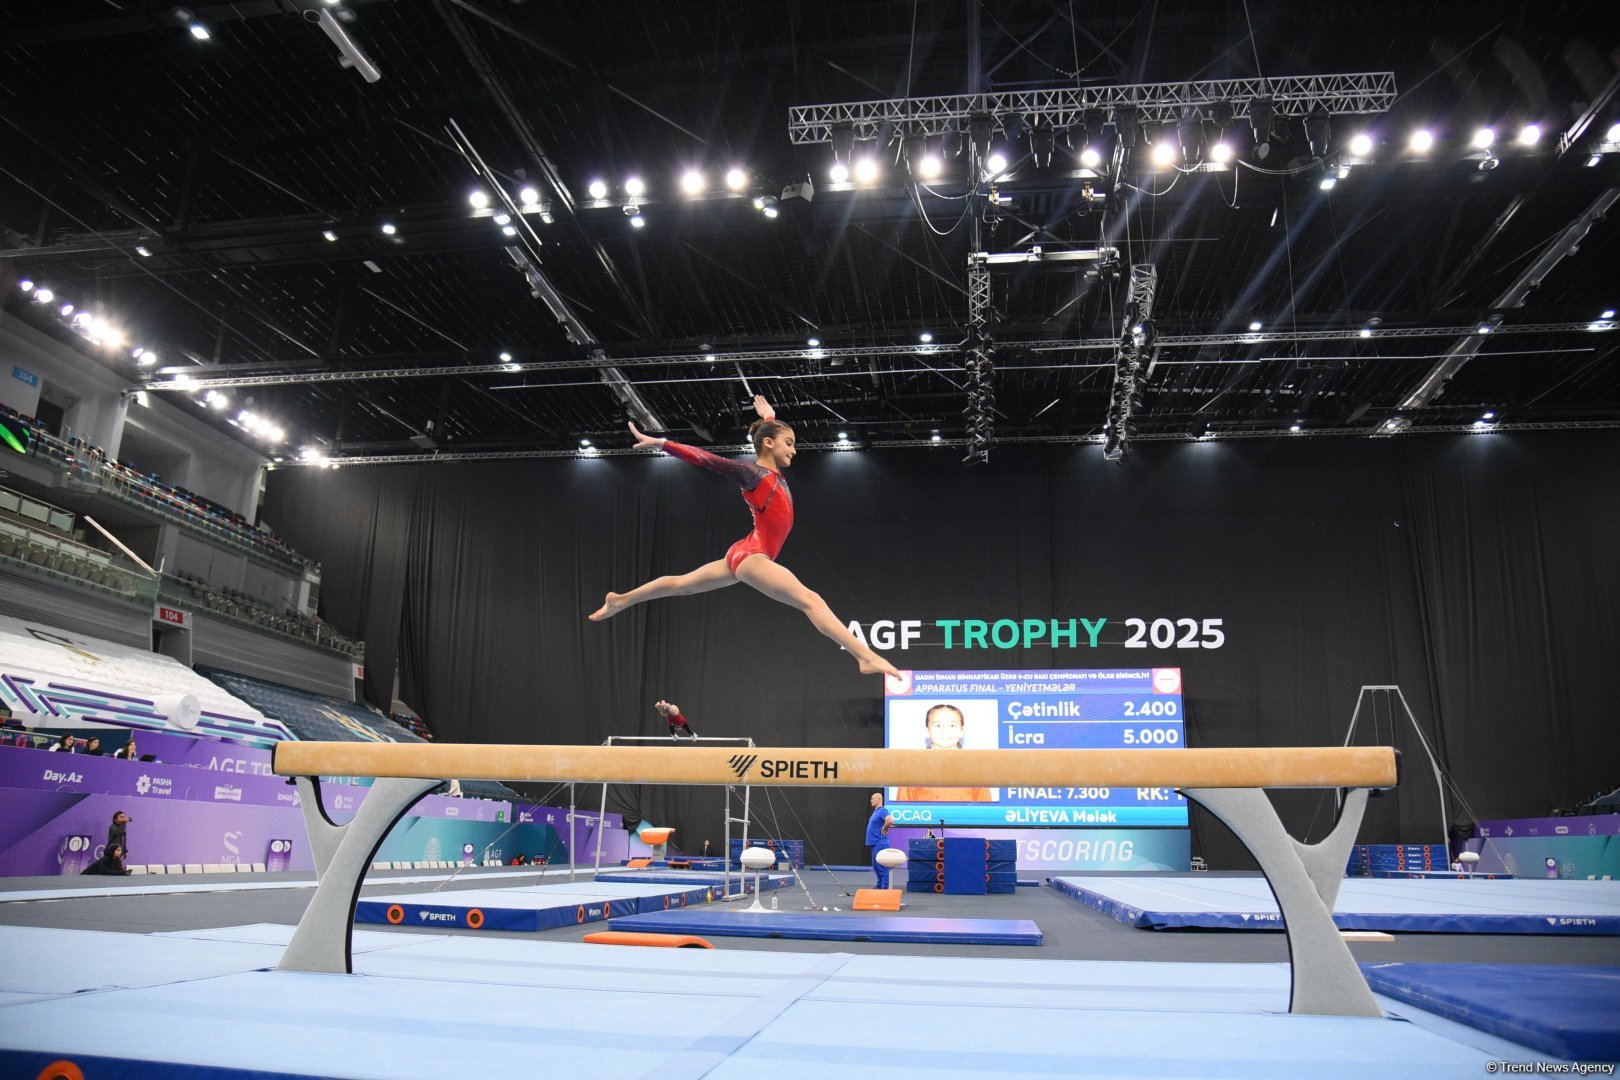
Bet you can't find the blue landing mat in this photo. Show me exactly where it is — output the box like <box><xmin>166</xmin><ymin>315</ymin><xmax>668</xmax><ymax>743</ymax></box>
<box><xmin>1050</xmin><ymin>875</ymin><xmax>1620</xmax><ymax>934</ymax></box>
<box><xmin>0</xmin><ymin>925</ymin><xmax>1553</xmax><ymax>1077</ymax></box>
<box><xmin>1363</xmin><ymin>963</ymin><xmax>1620</xmax><ymax>1063</ymax></box>
<box><xmin>597</xmin><ymin>869</ymin><xmax>796</xmax><ymax>891</ymax></box>
<box><xmin>607</xmin><ymin>908</ymin><xmax>1043</xmax><ymax>945</ymax></box>
<box><xmin>356</xmin><ymin>882</ymin><xmax>714</xmax><ymax>931</ymax></box>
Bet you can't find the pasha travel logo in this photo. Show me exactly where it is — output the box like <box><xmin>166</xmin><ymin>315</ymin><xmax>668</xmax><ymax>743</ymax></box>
<box><xmin>136</xmin><ymin>775</ymin><xmax>151</xmax><ymax>794</ymax></box>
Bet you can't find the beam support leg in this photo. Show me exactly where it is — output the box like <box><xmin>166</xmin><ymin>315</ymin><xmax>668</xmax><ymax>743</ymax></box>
<box><xmin>1182</xmin><ymin>786</ymin><xmax>1380</xmax><ymax>1017</ymax></box>
<box><xmin>278</xmin><ymin>775</ymin><xmax>441</xmax><ymax>975</ymax></box>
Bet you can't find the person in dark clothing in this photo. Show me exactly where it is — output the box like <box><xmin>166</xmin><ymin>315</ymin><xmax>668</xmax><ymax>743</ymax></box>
<box><xmin>107</xmin><ymin>810</ymin><xmax>130</xmax><ymax>861</ymax></box>
<box><xmin>49</xmin><ymin>733</ymin><xmax>76</xmax><ymax>752</ymax></box>
<box><xmin>83</xmin><ymin>844</ymin><xmax>131</xmax><ymax>875</ymax></box>
<box><xmin>84</xmin><ymin>737</ymin><xmax>104</xmax><ymax>756</ymax></box>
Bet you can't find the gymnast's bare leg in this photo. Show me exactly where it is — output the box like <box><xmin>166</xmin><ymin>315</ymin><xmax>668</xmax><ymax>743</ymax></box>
<box><xmin>733</xmin><ymin>554</ymin><xmax>900</xmax><ymax>678</ymax></box>
<box><xmin>589</xmin><ymin>559</ymin><xmax>736</xmax><ymax>621</ymax></box>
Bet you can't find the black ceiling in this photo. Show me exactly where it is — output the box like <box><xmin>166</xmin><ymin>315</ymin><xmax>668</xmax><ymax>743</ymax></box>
<box><xmin>2</xmin><ymin>0</ymin><xmax>1617</xmax><ymax>463</ymax></box>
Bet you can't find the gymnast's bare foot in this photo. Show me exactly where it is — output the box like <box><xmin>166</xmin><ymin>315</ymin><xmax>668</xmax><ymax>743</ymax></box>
<box><xmin>588</xmin><ymin>593</ymin><xmax>625</xmax><ymax>621</ymax></box>
<box><xmin>859</xmin><ymin>654</ymin><xmax>902</xmax><ymax>679</ymax></box>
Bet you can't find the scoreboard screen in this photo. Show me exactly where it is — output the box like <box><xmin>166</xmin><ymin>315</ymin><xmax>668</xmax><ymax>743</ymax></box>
<box><xmin>882</xmin><ymin>667</ymin><xmax>1189</xmax><ymax>827</ymax></box>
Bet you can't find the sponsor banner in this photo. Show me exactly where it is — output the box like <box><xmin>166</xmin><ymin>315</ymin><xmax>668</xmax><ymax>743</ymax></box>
<box><xmin>512</xmin><ymin>803</ymin><xmax>624</xmax><ymax>831</ymax></box>
<box><xmin>0</xmin><ymin>788</ymin><xmax>316</xmax><ymax>875</ymax></box>
<box><xmin>887</xmin><ymin>826</ymin><xmax>1189</xmax><ymax>873</ymax></box>
<box><xmin>1469</xmin><ymin>835</ymin><xmax>1620</xmax><ymax>881</ymax></box>
<box><xmin>1476</xmin><ymin>815</ymin><xmax>1620</xmax><ymax>839</ymax></box>
<box><xmin>3</xmin><ymin>745</ymin><xmax>298</xmax><ymax>807</ymax></box>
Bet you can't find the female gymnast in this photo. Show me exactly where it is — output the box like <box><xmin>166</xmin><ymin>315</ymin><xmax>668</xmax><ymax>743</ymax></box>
<box><xmin>589</xmin><ymin>395</ymin><xmax>899</xmax><ymax>678</ymax></box>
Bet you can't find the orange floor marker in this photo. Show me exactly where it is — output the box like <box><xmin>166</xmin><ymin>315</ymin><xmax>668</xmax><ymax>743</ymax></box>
<box><xmin>852</xmin><ymin>888</ymin><xmax>904</xmax><ymax>911</ymax></box>
<box><xmin>583</xmin><ymin>931</ymin><xmax>714</xmax><ymax>948</ymax></box>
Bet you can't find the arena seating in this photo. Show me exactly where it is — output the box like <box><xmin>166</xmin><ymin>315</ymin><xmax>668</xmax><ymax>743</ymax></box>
<box><xmin>0</xmin><ymin>485</ymin><xmax>147</xmax><ymax>600</ymax></box>
<box><xmin>1</xmin><ymin>403</ymin><xmax>315</xmax><ymax>572</ymax></box>
<box><xmin>164</xmin><ymin>571</ymin><xmax>359</xmax><ymax>656</ymax></box>
<box><xmin>196</xmin><ymin>666</ymin><xmax>517</xmax><ymax>800</ymax></box>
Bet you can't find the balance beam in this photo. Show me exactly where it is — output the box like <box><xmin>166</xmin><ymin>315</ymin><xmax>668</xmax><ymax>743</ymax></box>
<box><xmin>271</xmin><ymin>743</ymin><xmax>1396</xmax><ymax>1018</ymax></box>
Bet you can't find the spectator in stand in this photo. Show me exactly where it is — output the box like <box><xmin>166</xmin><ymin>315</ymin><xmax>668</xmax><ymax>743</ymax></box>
<box><xmin>114</xmin><ymin>738</ymin><xmax>138</xmax><ymax>761</ymax></box>
<box><xmin>49</xmin><ymin>733</ymin><xmax>76</xmax><ymax>753</ymax></box>
<box><xmin>655</xmin><ymin>700</ymin><xmax>697</xmax><ymax>739</ymax></box>
<box><xmin>107</xmin><ymin>810</ymin><xmax>130</xmax><ymax>861</ymax></box>
<box><xmin>82</xmin><ymin>843</ymin><xmax>131</xmax><ymax>876</ymax></box>
<box><xmin>84</xmin><ymin>736</ymin><xmax>105</xmax><ymax>756</ymax></box>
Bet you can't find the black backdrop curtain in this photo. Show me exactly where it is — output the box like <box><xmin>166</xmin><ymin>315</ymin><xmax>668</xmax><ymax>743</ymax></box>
<box><xmin>262</xmin><ymin>431</ymin><xmax>1620</xmax><ymax>868</ymax></box>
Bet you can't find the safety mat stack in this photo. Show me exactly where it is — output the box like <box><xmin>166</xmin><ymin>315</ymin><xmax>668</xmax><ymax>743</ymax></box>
<box><xmin>907</xmin><ymin>837</ymin><xmax>1017</xmax><ymax>894</ymax></box>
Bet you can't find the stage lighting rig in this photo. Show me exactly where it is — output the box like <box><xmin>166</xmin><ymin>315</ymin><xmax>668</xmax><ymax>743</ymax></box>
<box><xmin>1103</xmin><ymin>264</ymin><xmax>1157</xmax><ymax>465</ymax></box>
<box><xmin>305</xmin><ymin>6</ymin><xmax>381</xmax><ymax>83</ymax></box>
<box><xmin>1304</xmin><ymin>111</ymin><xmax>1331</xmax><ymax>158</ymax></box>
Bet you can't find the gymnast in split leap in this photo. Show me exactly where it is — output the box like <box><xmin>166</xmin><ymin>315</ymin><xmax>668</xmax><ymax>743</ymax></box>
<box><xmin>589</xmin><ymin>395</ymin><xmax>899</xmax><ymax>678</ymax></box>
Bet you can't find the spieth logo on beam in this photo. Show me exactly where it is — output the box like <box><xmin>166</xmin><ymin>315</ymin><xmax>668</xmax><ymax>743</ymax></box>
<box><xmin>727</xmin><ymin>754</ymin><xmax>841</xmax><ymax>780</ymax></box>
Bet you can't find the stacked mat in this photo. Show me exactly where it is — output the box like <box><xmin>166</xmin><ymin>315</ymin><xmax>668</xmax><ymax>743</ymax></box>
<box><xmin>1348</xmin><ymin>844</ymin><xmax>1449</xmax><ymax>876</ymax></box>
<box><xmin>907</xmin><ymin>837</ymin><xmax>1017</xmax><ymax>895</ymax></box>
<box><xmin>729</xmin><ymin>837</ymin><xmax>804</xmax><ymax>869</ymax></box>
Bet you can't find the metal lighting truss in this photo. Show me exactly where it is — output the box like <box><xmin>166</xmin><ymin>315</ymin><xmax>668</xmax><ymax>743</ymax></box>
<box><xmin>142</xmin><ymin>319</ymin><xmax>1615</xmax><ymax>391</ymax></box>
<box><xmin>271</xmin><ymin>420</ymin><xmax>1620</xmax><ymax>469</ymax></box>
<box><xmin>963</xmin><ymin>253</ymin><xmax>996</xmax><ymax>464</ymax></box>
<box><xmin>1103</xmin><ymin>264</ymin><xmax>1157</xmax><ymax>463</ymax></box>
<box><xmin>788</xmin><ymin>73</ymin><xmax>1396</xmax><ymax>143</ymax></box>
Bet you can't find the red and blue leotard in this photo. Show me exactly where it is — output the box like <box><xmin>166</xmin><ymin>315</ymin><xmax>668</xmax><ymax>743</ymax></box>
<box><xmin>662</xmin><ymin>440</ymin><xmax>793</xmax><ymax>574</ymax></box>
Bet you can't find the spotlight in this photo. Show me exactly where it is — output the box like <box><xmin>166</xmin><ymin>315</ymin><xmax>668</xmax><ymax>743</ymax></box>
<box><xmin>629</xmin><ymin>214</ymin><xmax>646</xmax><ymax>229</ymax></box>
<box><xmin>1210</xmin><ymin>142</ymin><xmax>1233</xmax><ymax>164</ymax></box>
<box><xmin>624</xmin><ymin>177</ymin><xmax>645</xmax><ymax>198</ymax></box>
<box><xmin>853</xmin><ymin>157</ymin><xmax>879</xmax><ymax>184</ymax></box>
<box><xmin>1482</xmin><ymin>411</ymin><xmax>1496</xmax><ymax>420</ymax></box>
<box><xmin>1177</xmin><ymin>114</ymin><xmax>1204</xmax><ymax>162</ymax></box>
<box><xmin>807</xmin><ymin>337</ymin><xmax>820</xmax><ymax>347</ymax></box>
<box><xmin>1477</xmin><ymin>324</ymin><xmax>1492</xmax><ymax>334</ymax></box>
<box><xmin>1603</xmin><ymin>309</ymin><xmax>1616</xmax><ymax>319</ymax></box>
<box><xmin>499</xmin><ymin>352</ymin><xmax>512</xmax><ymax>362</ymax></box>
<box><xmin>579</xmin><ymin>439</ymin><xmax>592</xmax><ymax>448</ymax></box>
<box><xmin>137</xmin><ymin>352</ymin><xmax>157</xmax><ymax>367</ymax></box>
<box><xmin>1079</xmin><ymin>146</ymin><xmax>1103</xmax><ymax>168</ymax></box>
<box><xmin>828</xmin><ymin>162</ymin><xmax>849</xmax><ymax>183</ymax></box>
<box><xmin>1319</xmin><ymin>176</ymin><xmax>1337</xmax><ymax>191</ymax></box>
<box><xmin>34</xmin><ymin>288</ymin><xmax>53</xmax><ymax>303</ymax></box>
<box><xmin>494</xmin><ymin>213</ymin><xmax>511</xmax><ymax>225</ymax></box>
<box><xmin>930</xmin><ymin>432</ymin><xmax>942</xmax><ymax>443</ymax></box>
<box><xmin>1304</xmin><ymin>112</ymin><xmax>1331</xmax><ymax>157</ymax></box>
<box><xmin>1248</xmin><ymin>320</ymin><xmax>1263</xmax><ymax>331</ymax></box>
<box><xmin>1477</xmin><ymin>155</ymin><xmax>1499</xmax><ymax>172</ymax></box>
<box><xmin>189</xmin><ymin>21</ymin><xmax>211</xmax><ymax>40</ymax></box>
<box><xmin>1290</xmin><ymin>423</ymin><xmax>1301</xmax><ymax>432</ymax></box>
<box><xmin>918</xmin><ymin>331</ymin><xmax>933</xmax><ymax>343</ymax></box>
<box><xmin>380</xmin><ymin>222</ymin><xmax>396</xmax><ymax>235</ymax></box>
<box><xmin>1359</xmin><ymin>327</ymin><xmax>1372</xmax><ymax>338</ymax></box>
<box><xmin>1115</xmin><ymin>105</ymin><xmax>1142</xmax><ymax>149</ymax></box>
<box><xmin>587</xmin><ymin>179</ymin><xmax>608</xmax><ymax>200</ymax></box>
<box><xmin>1150</xmin><ymin>141</ymin><xmax>1176</xmax><ymax>167</ymax></box>
<box><xmin>760</xmin><ymin>196</ymin><xmax>779</xmax><ymax>219</ymax></box>
<box><xmin>1607</xmin><ymin>122</ymin><xmax>1620</xmax><ymax>144</ymax></box>
<box><xmin>830</xmin><ymin>125</ymin><xmax>856</xmax><ymax>165</ymax></box>
<box><xmin>322</xmin><ymin>230</ymin><xmax>338</xmax><ymax>242</ymax></box>
<box><xmin>468</xmin><ymin>190</ymin><xmax>490</xmax><ymax>209</ymax></box>
<box><xmin>836</xmin><ymin>431</ymin><xmax>849</xmax><ymax>442</ymax></box>
<box><xmin>520</xmin><ymin>186</ymin><xmax>540</xmax><ymax>206</ymax></box>
<box><xmin>724</xmin><ymin>167</ymin><xmax>748</xmax><ymax>191</ymax></box>
<box><xmin>1517</xmin><ymin>124</ymin><xmax>1541</xmax><ymax>146</ymax></box>
<box><xmin>135</xmin><ymin>244</ymin><xmax>153</xmax><ymax>257</ymax></box>
<box><xmin>1349</xmin><ymin>132</ymin><xmax>1374</xmax><ymax>157</ymax></box>
<box><xmin>1248</xmin><ymin>98</ymin><xmax>1275</xmax><ymax>157</ymax></box>
<box><xmin>58</xmin><ymin>303</ymin><xmax>73</xmax><ymax>317</ymax></box>
<box><xmin>679</xmin><ymin>169</ymin><xmax>704</xmax><ymax>195</ymax></box>
<box><xmin>1410</xmin><ymin>128</ymin><xmax>1434</xmax><ymax>152</ymax></box>
<box><xmin>501</xmin><ymin>224</ymin><xmax>518</xmax><ymax>236</ymax></box>
<box><xmin>918</xmin><ymin>153</ymin><xmax>943</xmax><ymax>179</ymax></box>
<box><xmin>18</xmin><ymin>280</ymin><xmax>32</xmax><ymax>292</ymax></box>
<box><xmin>985</xmin><ymin>151</ymin><xmax>1008</xmax><ymax>175</ymax></box>
<box><xmin>1472</xmin><ymin>127</ymin><xmax>1496</xmax><ymax>149</ymax></box>
<box><xmin>1588</xmin><ymin>154</ymin><xmax>1604</xmax><ymax>168</ymax></box>
<box><xmin>1028</xmin><ymin>125</ymin><xmax>1056</xmax><ymax>168</ymax></box>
